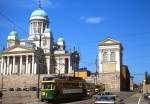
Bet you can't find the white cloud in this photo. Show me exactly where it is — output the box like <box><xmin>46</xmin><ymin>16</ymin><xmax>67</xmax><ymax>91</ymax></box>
<box><xmin>80</xmin><ymin>16</ymin><xmax>104</xmax><ymax>24</ymax></box>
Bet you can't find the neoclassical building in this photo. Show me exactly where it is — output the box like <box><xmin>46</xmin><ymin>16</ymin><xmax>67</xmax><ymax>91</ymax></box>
<box><xmin>97</xmin><ymin>38</ymin><xmax>130</xmax><ymax>91</ymax></box>
<box><xmin>0</xmin><ymin>7</ymin><xmax>79</xmax><ymax>76</ymax></box>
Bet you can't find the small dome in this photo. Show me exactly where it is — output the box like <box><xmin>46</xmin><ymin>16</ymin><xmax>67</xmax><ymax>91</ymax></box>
<box><xmin>44</xmin><ymin>28</ymin><xmax>51</xmax><ymax>33</ymax></box>
<box><xmin>30</xmin><ymin>8</ymin><xmax>48</xmax><ymax>18</ymax></box>
<box><xmin>9</xmin><ymin>30</ymin><xmax>18</xmax><ymax>36</ymax></box>
<box><xmin>58</xmin><ymin>37</ymin><xmax>64</xmax><ymax>42</ymax></box>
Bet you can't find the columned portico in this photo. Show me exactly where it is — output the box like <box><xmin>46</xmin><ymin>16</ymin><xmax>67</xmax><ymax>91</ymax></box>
<box><xmin>0</xmin><ymin>54</ymin><xmax>37</xmax><ymax>75</ymax></box>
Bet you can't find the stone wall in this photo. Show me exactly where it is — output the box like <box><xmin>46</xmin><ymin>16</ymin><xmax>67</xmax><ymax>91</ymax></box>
<box><xmin>143</xmin><ymin>84</ymin><xmax>150</xmax><ymax>93</ymax></box>
<box><xmin>97</xmin><ymin>72</ymin><xmax>120</xmax><ymax>92</ymax></box>
<box><xmin>0</xmin><ymin>74</ymin><xmax>51</xmax><ymax>89</ymax></box>
<box><xmin>102</xmin><ymin>63</ymin><xmax>116</xmax><ymax>73</ymax></box>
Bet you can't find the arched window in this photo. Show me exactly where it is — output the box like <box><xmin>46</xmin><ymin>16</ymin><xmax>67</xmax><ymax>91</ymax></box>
<box><xmin>110</xmin><ymin>52</ymin><xmax>116</xmax><ymax>62</ymax></box>
<box><xmin>103</xmin><ymin>52</ymin><xmax>108</xmax><ymax>62</ymax></box>
<box><xmin>38</xmin><ymin>22</ymin><xmax>42</xmax><ymax>34</ymax></box>
<box><xmin>43</xmin><ymin>37</ymin><xmax>47</xmax><ymax>46</ymax></box>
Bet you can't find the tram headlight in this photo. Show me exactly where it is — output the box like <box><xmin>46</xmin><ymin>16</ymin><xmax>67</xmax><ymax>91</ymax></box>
<box><xmin>42</xmin><ymin>92</ymin><xmax>45</xmax><ymax>96</ymax></box>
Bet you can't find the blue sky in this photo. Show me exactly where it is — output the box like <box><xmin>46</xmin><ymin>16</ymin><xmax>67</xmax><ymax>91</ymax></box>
<box><xmin>0</xmin><ymin>0</ymin><xmax>150</xmax><ymax>83</ymax></box>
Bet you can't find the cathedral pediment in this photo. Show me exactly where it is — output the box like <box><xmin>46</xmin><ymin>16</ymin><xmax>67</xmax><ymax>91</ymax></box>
<box><xmin>98</xmin><ymin>38</ymin><xmax>121</xmax><ymax>46</ymax></box>
<box><xmin>3</xmin><ymin>45</ymin><xmax>35</xmax><ymax>53</ymax></box>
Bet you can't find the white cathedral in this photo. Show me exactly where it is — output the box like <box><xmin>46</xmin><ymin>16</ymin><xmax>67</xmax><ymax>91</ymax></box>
<box><xmin>0</xmin><ymin>7</ymin><xmax>79</xmax><ymax>76</ymax></box>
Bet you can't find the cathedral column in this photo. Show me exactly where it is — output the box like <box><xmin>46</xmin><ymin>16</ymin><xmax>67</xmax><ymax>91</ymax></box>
<box><xmin>7</xmin><ymin>56</ymin><xmax>9</xmax><ymax>75</ymax></box>
<box><xmin>47</xmin><ymin>58</ymin><xmax>50</xmax><ymax>74</ymax></box>
<box><xmin>30</xmin><ymin>22</ymin><xmax>32</xmax><ymax>35</ymax></box>
<box><xmin>28</xmin><ymin>56</ymin><xmax>31</xmax><ymax>74</ymax></box>
<box><xmin>3</xmin><ymin>57</ymin><xmax>7</xmax><ymax>75</ymax></box>
<box><xmin>20</xmin><ymin>55</ymin><xmax>22</xmax><ymax>75</ymax></box>
<box><xmin>41</xmin><ymin>22</ymin><xmax>43</xmax><ymax>34</ymax></box>
<box><xmin>0</xmin><ymin>56</ymin><xmax>4</xmax><ymax>74</ymax></box>
<box><xmin>34</xmin><ymin>60</ymin><xmax>37</xmax><ymax>74</ymax></box>
<box><xmin>68</xmin><ymin>57</ymin><xmax>71</xmax><ymax>73</ymax></box>
<box><xmin>25</xmin><ymin>55</ymin><xmax>28</xmax><ymax>74</ymax></box>
<box><xmin>32</xmin><ymin>55</ymin><xmax>34</xmax><ymax>74</ymax></box>
<box><xmin>9</xmin><ymin>57</ymin><xmax>12</xmax><ymax>75</ymax></box>
<box><xmin>12</xmin><ymin>56</ymin><xmax>15</xmax><ymax>74</ymax></box>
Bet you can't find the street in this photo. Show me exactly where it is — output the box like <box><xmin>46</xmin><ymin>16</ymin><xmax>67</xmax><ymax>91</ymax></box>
<box><xmin>0</xmin><ymin>91</ymin><xmax>150</xmax><ymax>104</ymax></box>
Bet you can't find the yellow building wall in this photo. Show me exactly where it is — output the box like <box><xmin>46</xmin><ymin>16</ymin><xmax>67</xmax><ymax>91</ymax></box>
<box><xmin>75</xmin><ymin>71</ymin><xmax>88</xmax><ymax>79</ymax></box>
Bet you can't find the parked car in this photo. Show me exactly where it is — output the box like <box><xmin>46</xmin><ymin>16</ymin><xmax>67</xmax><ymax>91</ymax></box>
<box><xmin>30</xmin><ymin>87</ymin><xmax>37</xmax><ymax>91</ymax></box>
<box><xmin>93</xmin><ymin>91</ymin><xmax>114</xmax><ymax>100</ymax></box>
<box><xmin>9</xmin><ymin>88</ymin><xmax>14</xmax><ymax>91</ymax></box>
<box><xmin>94</xmin><ymin>95</ymin><xmax>115</xmax><ymax>104</ymax></box>
<box><xmin>16</xmin><ymin>88</ymin><xmax>22</xmax><ymax>91</ymax></box>
<box><xmin>103</xmin><ymin>91</ymin><xmax>113</xmax><ymax>95</ymax></box>
<box><xmin>23</xmin><ymin>88</ymin><xmax>29</xmax><ymax>91</ymax></box>
<box><xmin>144</xmin><ymin>93</ymin><xmax>150</xmax><ymax>100</ymax></box>
<box><xmin>148</xmin><ymin>94</ymin><xmax>150</xmax><ymax>100</ymax></box>
<box><xmin>0</xmin><ymin>88</ymin><xmax>7</xmax><ymax>91</ymax></box>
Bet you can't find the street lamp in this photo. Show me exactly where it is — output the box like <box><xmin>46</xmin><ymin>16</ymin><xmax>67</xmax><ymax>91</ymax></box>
<box><xmin>0</xmin><ymin>73</ymin><xmax>3</xmax><ymax>98</ymax></box>
<box><xmin>37</xmin><ymin>34</ymin><xmax>42</xmax><ymax>99</ymax></box>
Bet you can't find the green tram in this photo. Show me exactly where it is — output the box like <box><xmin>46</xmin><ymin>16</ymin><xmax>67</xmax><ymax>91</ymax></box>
<box><xmin>40</xmin><ymin>76</ymin><xmax>87</xmax><ymax>101</ymax></box>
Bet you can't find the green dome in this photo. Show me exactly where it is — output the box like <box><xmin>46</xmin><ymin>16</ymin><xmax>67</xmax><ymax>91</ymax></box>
<box><xmin>31</xmin><ymin>8</ymin><xmax>48</xmax><ymax>18</ymax></box>
<box><xmin>9</xmin><ymin>30</ymin><xmax>18</xmax><ymax>36</ymax></box>
<box><xmin>44</xmin><ymin>28</ymin><xmax>51</xmax><ymax>33</ymax></box>
<box><xmin>58</xmin><ymin>37</ymin><xmax>64</xmax><ymax>42</ymax></box>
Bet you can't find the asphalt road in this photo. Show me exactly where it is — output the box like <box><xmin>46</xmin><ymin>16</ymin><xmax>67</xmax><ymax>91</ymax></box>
<box><xmin>1</xmin><ymin>91</ymin><xmax>150</xmax><ymax>104</ymax></box>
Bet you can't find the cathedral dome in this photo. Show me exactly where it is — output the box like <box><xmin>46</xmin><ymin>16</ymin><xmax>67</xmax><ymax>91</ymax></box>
<box><xmin>9</xmin><ymin>30</ymin><xmax>18</xmax><ymax>36</ymax></box>
<box><xmin>44</xmin><ymin>28</ymin><xmax>51</xmax><ymax>33</ymax></box>
<box><xmin>30</xmin><ymin>8</ymin><xmax>48</xmax><ymax>18</ymax></box>
<box><xmin>58</xmin><ymin>37</ymin><xmax>64</xmax><ymax>42</ymax></box>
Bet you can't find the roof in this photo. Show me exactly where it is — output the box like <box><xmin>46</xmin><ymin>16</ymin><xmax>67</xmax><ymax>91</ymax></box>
<box><xmin>9</xmin><ymin>30</ymin><xmax>18</xmax><ymax>36</ymax></box>
<box><xmin>98</xmin><ymin>37</ymin><xmax>121</xmax><ymax>46</ymax></box>
<box><xmin>1</xmin><ymin>45</ymin><xmax>35</xmax><ymax>54</ymax></box>
<box><xmin>30</xmin><ymin>8</ymin><xmax>48</xmax><ymax>18</ymax></box>
<box><xmin>97</xmin><ymin>37</ymin><xmax>123</xmax><ymax>49</ymax></box>
<box><xmin>58</xmin><ymin>37</ymin><xmax>65</xmax><ymax>42</ymax></box>
<box><xmin>44</xmin><ymin>28</ymin><xmax>51</xmax><ymax>33</ymax></box>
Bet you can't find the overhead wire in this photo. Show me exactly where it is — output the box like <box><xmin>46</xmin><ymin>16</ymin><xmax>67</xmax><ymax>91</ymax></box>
<box><xmin>0</xmin><ymin>11</ymin><xmax>29</xmax><ymax>35</ymax></box>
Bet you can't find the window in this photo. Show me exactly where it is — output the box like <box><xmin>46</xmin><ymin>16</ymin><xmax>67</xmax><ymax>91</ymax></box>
<box><xmin>103</xmin><ymin>52</ymin><xmax>108</xmax><ymax>62</ymax></box>
<box><xmin>110</xmin><ymin>52</ymin><xmax>116</xmax><ymax>62</ymax></box>
<box><xmin>38</xmin><ymin>22</ymin><xmax>42</xmax><ymax>34</ymax></box>
<box><xmin>32</xmin><ymin>22</ymin><xmax>38</xmax><ymax>34</ymax></box>
<box><xmin>43</xmin><ymin>38</ymin><xmax>47</xmax><ymax>46</ymax></box>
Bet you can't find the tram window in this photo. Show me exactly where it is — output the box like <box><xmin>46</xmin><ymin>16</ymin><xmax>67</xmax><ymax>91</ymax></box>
<box><xmin>51</xmin><ymin>83</ymin><xmax>55</xmax><ymax>90</ymax></box>
<box><xmin>79</xmin><ymin>83</ymin><xmax>82</xmax><ymax>88</ymax></box>
<box><xmin>42</xmin><ymin>83</ymin><xmax>51</xmax><ymax>89</ymax></box>
<box><xmin>42</xmin><ymin>82</ymin><xmax>55</xmax><ymax>89</ymax></box>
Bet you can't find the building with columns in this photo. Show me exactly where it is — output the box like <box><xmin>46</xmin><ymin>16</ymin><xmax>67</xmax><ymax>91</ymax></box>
<box><xmin>0</xmin><ymin>7</ymin><xmax>79</xmax><ymax>76</ymax></box>
<box><xmin>97</xmin><ymin>38</ymin><xmax>130</xmax><ymax>91</ymax></box>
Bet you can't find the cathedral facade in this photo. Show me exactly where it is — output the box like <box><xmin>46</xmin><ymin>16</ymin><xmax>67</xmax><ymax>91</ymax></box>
<box><xmin>0</xmin><ymin>7</ymin><xmax>79</xmax><ymax>76</ymax></box>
